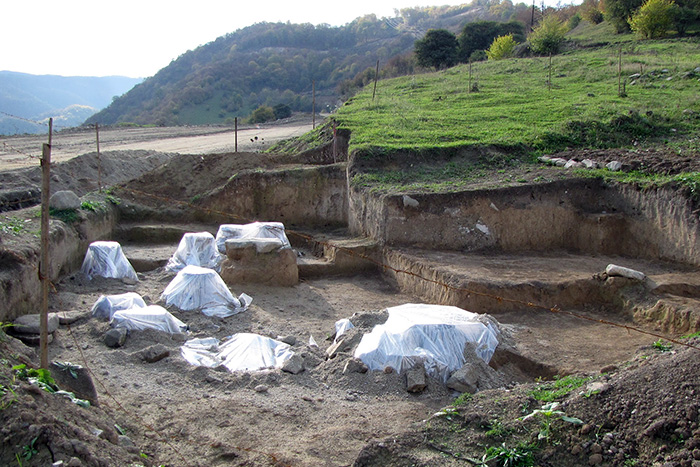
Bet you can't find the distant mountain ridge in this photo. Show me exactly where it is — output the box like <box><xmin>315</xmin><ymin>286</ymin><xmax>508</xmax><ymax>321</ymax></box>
<box><xmin>0</xmin><ymin>71</ymin><xmax>142</xmax><ymax>135</ymax></box>
<box><xmin>86</xmin><ymin>4</ymin><xmax>501</xmax><ymax>127</ymax></box>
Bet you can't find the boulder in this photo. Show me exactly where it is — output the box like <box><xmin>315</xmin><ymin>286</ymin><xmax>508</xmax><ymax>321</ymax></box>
<box><xmin>138</xmin><ymin>344</ymin><xmax>170</xmax><ymax>363</ymax></box>
<box><xmin>405</xmin><ymin>362</ymin><xmax>427</xmax><ymax>393</ymax></box>
<box><xmin>13</xmin><ymin>313</ymin><xmax>59</xmax><ymax>335</ymax></box>
<box><xmin>49</xmin><ymin>190</ymin><xmax>81</xmax><ymax>210</ymax></box>
<box><xmin>50</xmin><ymin>362</ymin><xmax>98</xmax><ymax>406</ymax></box>
<box><xmin>281</xmin><ymin>354</ymin><xmax>304</xmax><ymax>374</ymax></box>
<box><xmin>104</xmin><ymin>327</ymin><xmax>128</xmax><ymax>348</ymax></box>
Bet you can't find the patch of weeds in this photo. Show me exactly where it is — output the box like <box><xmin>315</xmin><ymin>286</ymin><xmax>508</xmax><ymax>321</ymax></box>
<box><xmin>13</xmin><ymin>364</ymin><xmax>89</xmax><ymax>407</ymax></box>
<box><xmin>529</xmin><ymin>374</ymin><xmax>591</xmax><ymax>402</ymax></box>
<box><xmin>673</xmin><ymin>173</ymin><xmax>700</xmax><ymax>202</ymax></box>
<box><xmin>80</xmin><ymin>200</ymin><xmax>102</xmax><ymax>212</ymax></box>
<box><xmin>485</xmin><ymin>419</ymin><xmax>512</xmax><ymax>438</ymax></box>
<box><xmin>520</xmin><ymin>402</ymin><xmax>583</xmax><ymax>443</ymax></box>
<box><xmin>49</xmin><ymin>208</ymin><xmax>78</xmax><ymax>224</ymax></box>
<box><xmin>105</xmin><ymin>194</ymin><xmax>121</xmax><ymax>205</ymax></box>
<box><xmin>681</xmin><ymin>331</ymin><xmax>700</xmax><ymax>339</ymax></box>
<box><xmin>652</xmin><ymin>339</ymin><xmax>672</xmax><ymax>352</ymax></box>
<box><xmin>20</xmin><ymin>436</ymin><xmax>39</xmax><ymax>462</ymax></box>
<box><xmin>0</xmin><ymin>216</ymin><xmax>29</xmax><ymax>236</ymax></box>
<box><xmin>476</xmin><ymin>442</ymin><xmax>536</xmax><ymax>467</ymax></box>
<box><xmin>453</xmin><ymin>392</ymin><xmax>473</xmax><ymax>407</ymax></box>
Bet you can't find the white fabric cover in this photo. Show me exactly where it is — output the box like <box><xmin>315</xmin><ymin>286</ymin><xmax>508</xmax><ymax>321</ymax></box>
<box><xmin>353</xmin><ymin>304</ymin><xmax>499</xmax><ymax>382</ymax></box>
<box><xmin>160</xmin><ymin>265</ymin><xmax>251</xmax><ymax>318</ymax></box>
<box><xmin>215</xmin><ymin>222</ymin><xmax>290</xmax><ymax>254</ymax></box>
<box><xmin>80</xmin><ymin>241</ymin><xmax>138</xmax><ymax>282</ymax></box>
<box><xmin>180</xmin><ymin>333</ymin><xmax>294</xmax><ymax>372</ymax></box>
<box><xmin>334</xmin><ymin>318</ymin><xmax>355</xmax><ymax>343</ymax></box>
<box><xmin>91</xmin><ymin>292</ymin><xmax>146</xmax><ymax>320</ymax></box>
<box><xmin>166</xmin><ymin>232</ymin><xmax>222</xmax><ymax>272</ymax></box>
<box><xmin>111</xmin><ymin>305</ymin><xmax>187</xmax><ymax>334</ymax></box>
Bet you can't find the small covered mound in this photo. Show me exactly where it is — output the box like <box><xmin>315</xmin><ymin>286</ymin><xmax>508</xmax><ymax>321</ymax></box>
<box><xmin>181</xmin><ymin>333</ymin><xmax>294</xmax><ymax>372</ymax></box>
<box><xmin>111</xmin><ymin>305</ymin><xmax>187</xmax><ymax>334</ymax></box>
<box><xmin>215</xmin><ymin>222</ymin><xmax>290</xmax><ymax>254</ymax></box>
<box><xmin>91</xmin><ymin>292</ymin><xmax>146</xmax><ymax>320</ymax></box>
<box><xmin>166</xmin><ymin>231</ymin><xmax>222</xmax><ymax>272</ymax></box>
<box><xmin>354</xmin><ymin>303</ymin><xmax>499</xmax><ymax>382</ymax></box>
<box><xmin>80</xmin><ymin>241</ymin><xmax>138</xmax><ymax>282</ymax></box>
<box><xmin>160</xmin><ymin>265</ymin><xmax>251</xmax><ymax>318</ymax></box>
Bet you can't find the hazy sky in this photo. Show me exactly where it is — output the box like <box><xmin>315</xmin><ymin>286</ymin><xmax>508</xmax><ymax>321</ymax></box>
<box><xmin>4</xmin><ymin>0</ymin><xmax>574</xmax><ymax>78</ymax></box>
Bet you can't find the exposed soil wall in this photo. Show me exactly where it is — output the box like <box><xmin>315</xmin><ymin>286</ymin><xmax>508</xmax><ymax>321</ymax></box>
<box><xmin>0</xmin><ymin>206</ymin><xmax>118</xmax><ymax>321</ymax></box>
<box><xmin>349</xmin><ymin>179</ymin><xmax>700</xmax><ymax>266</ymax></box>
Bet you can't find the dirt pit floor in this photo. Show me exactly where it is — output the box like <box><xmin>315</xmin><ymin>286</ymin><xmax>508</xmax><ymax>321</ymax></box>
<box><xmin>32</xmin><ymin>237</ymin><xmax>659</xmax><ymax>467</ymax></box>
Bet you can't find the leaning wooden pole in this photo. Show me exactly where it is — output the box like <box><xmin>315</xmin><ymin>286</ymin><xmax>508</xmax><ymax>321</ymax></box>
<box><xmin>234</xmin><ymin>117</ymin><xmax>238</xmax><ymax>153</ymax></box>
<box><xmin>95</xmin><ymin>123</ymin><xmax>102</xmax><ymax>192</ymax></box>
<box><xmin>40</xmin><ymin>118</ymin><xmax>52</xmax><ymax>369</ymax></box>
<box><xmin>372</xmin><ymin>60</ymin><xmax>380</xmax><ymax>101</ymax></box>
<box><xmin>312</xmin><ymin>80</ymin><xmax>316</xmax><ymax>129</ymax></box>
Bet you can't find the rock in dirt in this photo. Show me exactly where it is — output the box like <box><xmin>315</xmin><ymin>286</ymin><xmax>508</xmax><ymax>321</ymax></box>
<box><xmin>137</xmin><ymin>344</ymin><xmax>170</xmax><ymax>363</ymax></box>
<box><xmin>326</xmin><ymin>328</ymin><xmax>363</xmax><ymax>359</ymax></box>
<box><xmin>446</xmin><ymin>343</ymin><xmax>506</xmax><ymax>393</ymax></box>
<box><xmin>405</xmin><ymin>362</ymin><xmax>427</xmax><ymax>393</ymax></box>
<box><xmin>49</xmin><ymin>190</ymin><xmax>81</xmax><ymax>210</ymax></box>
<box><xmin>13</xmin><ymin>313</ymin><xmax>60</xmax><ymax>335</ymax></box>
<box><xmin>54</xmin><ymin>311</ymin><xmax>86</xmax><ymax>325</ymax></box>
<box><xmin>282</xmin><ymin>354</ymin><xmax>304</xmax><ymax>374</ymax></box>
<box><xmin>343</xmin><ymin>358</ymin><xmax>368</xmax><ymax>374</ymax></box>
<box><xmin>104</xmin><ymin>328</ymin><xmax>128</xmax><ymax>348</ymax></box>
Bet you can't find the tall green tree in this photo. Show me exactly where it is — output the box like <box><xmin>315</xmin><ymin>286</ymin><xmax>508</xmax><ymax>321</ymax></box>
<box><xmin>414</xmin><ymin>29</ymin><xmax>459</xmax><ymax>69</ymax></box>
<box><xmin>529</xmin><ymin>15</ymin><xmax>569</xmax><ymax>54</ymax></box>
<box><xmin>605</xmin><ymin>0</ymin><xmax>645</xmax><ymax>32</ymax></box>
<box><xmin>629</xmin><ymin>0</ymin><xmax>676</xmax><ymax>38</ymax></box>
<box><xmin>457</xmin><ymin>21</ymin><xmax>525</xmax><ymax>62</ymax></box>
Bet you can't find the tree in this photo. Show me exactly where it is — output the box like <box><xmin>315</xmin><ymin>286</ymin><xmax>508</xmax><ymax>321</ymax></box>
<box><xmin>529</xmin><ymin>15</ymin><xmax>569</xmax><ymax>55</ymax></box>
<box><xmin>272</xmin><ymin>103</ymin><xmax>292</xmax><ymax>120</ymax></box>
<box><xmin>458</xmin><ymin>21</ymin><xmax>526</xmax><ymax>63</ymax></box>
<box><xmin>580</xmin><ymin>0</ymin><xmax>605</xmax><ymax>23</ymax></box>
<box><xmin>605</xmin><ymin>0</ymin><xmax>645</xmax><ymax>32</ymax></box>
<box><xmin>414</xmin><ymin>29</ymin><xmax>459</xmax><ymax>69</ymax></box>
<box><xmin>487</xmin><ymin>34</ymin><xmax>518</xmax><ymax>60</ymax></box>
<box><xmin>249</xmin><ymin>105</ymin><xmax>275</xmax><ymax>123</ymax></box>
<box><xmin>629</xmin><ymin>0</ymin><xmax>676</xmax><ymax>38</ymax></box>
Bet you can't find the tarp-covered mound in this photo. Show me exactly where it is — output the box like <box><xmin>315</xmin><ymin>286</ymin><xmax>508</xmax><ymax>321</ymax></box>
<box><xmin>91</xmin><ymin>292</ymin><xmax>146</xmax><ymax>320</ymax></box>
<box><xmin>111</xmin><ymin>305</ymin><xmax>187</xmax><ymax>334</ymax></box>
<box><xmin>354</xmin><ymin>304</ymin><xmax>499</xmax><ymax>382</ymax></box>
<box><xmin>166</xmin><ymin>232</ymin><xmax>222</xmax><ymax>272</ymax></box>
<box><xmin>160</xmin><ymin>265</ymin><xmax>251</xmax><ymax>318</ymax></box>
<box><xmin>215</xmin><ymin>222</ymin><xmax>290</xmax><ymax>254</ymax></box>
<box><xmin>181</xmin><ymin>333</ymin><xmax>294</xmax><ymax>372</ymax></box>
<box><xmin>80</xmin><ymin>241</ymin><xmax>138</xmax><ymax>282</ymax></box>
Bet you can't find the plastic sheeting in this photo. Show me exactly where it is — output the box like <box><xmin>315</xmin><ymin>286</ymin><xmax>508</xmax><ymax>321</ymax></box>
<box><xmin>166</xmin><ymin>232</ymin><xmax>222</xmax><ymax>272</ymax></box>
<box><xmin>334</xmin><ymin>318</ymin><xmax>355</xmax><ymax>343</ymax></box>
<box><xmin>160</xmin><ymin>265</ymin><xmax>251</xmax><ymax>318</ymax></box>
<box><xmin>181</xmin><ymin>333</ymin><xmax>294</xmax><ymax>372</ymax></box>
<box><xmin>353</xmin><ymin>304</ymin><xmax>499</xmax><ymax>382</ymax></box>
<box><xmin>91</xmin><ymin>292</ymin><xmax>146</xmax><ymax>320</ymax></box>
<box><xmin>111</xmin><ymin>305</ymin><xmax>187</xmax><ymax>334</ymax></box>
<box><xmin>215</xmin><ymin>222</ymin><xmax>290</xmax><ymax>254</ymax></box>
<box><xmin>80</xmin><ymin>241</ymin><xmax>138</xmax><ymax>282</ymax></box>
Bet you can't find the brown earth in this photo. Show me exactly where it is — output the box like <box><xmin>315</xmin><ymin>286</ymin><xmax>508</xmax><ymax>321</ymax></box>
<box><xmin>0</xmin><ymin>127</ymin><xmax>699</xmax><ymax>466</ymax></box>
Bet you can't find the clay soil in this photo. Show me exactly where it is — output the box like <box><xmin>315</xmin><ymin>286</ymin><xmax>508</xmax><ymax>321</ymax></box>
<box><xmin>1</xmin><ymin>128</ymin><xmax>699</xmax><ymax>467</ymax></box>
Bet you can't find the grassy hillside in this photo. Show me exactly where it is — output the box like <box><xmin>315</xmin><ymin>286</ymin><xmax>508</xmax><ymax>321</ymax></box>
<box><xmin>335</xmin><ymin>30</ymin><xmax>700</xmax><ymax>155</ymax></box>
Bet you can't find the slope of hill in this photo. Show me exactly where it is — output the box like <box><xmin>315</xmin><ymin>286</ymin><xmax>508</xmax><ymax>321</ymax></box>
<box><xmin>85</xmin><ymin>4</ymin><xmax>509</xmax><ymax>127</ymax></box>
<box><xmin>0</xmin><ymin>71</ymin><xmax>142</xmax><ymax>135</ymax></box>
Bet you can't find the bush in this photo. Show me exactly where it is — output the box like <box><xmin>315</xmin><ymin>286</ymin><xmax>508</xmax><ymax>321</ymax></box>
<box><xmin>529</xmin><ymin>15</ymin><xmax>569</xmax><ymax>55</ymax></box>
<box><xmin>568</xmin><ymin>13</ymin><xmax>583</xmax><ymax>29</ymax></box>
<box><xmin>273</xmin><ymin>103</ymin><xmax>292</xmax><ymax>120</ymax></box>
<box><xmin>414</xmin><ymin>29</ymin><xmax>459</xmax><ymax>69</ymax></box>
<box><xmin>487</xmin><ymin>34</ymin><xmax>518</xmax><ymax>60</ymax></box>
<box><xmin>629</xmin><ymin>0</ymin><xmax>676</xmax><ymax>38</ymax></box>
<box><xmin>580</xmin><ymin>0</ymin><xmax>605</xmax><ymax>23</ymax></box>
<box><xmin>249</xmin><ymin>105</ymin><xmax>275</xmax><ymax>123</ymax></box>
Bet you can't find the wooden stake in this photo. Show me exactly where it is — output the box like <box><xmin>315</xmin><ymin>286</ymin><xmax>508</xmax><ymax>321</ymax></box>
<box><xmin>312</xmin><ymin>80</ymin><xmax>316</xmax><ymax>129</ymax></box>
<box><xmin>468</xmin><ymin>60</ymin><xmax>472</xmax><ymax>93</ymax></box>
<box><xmin>234</xmin><ymin>117</ymin><xmax>238</xmax><ymax>153</ymax></box>
<box><xmin>39</xmin><ymin>118</ymin><xmax>52</xmax><ymax>369</ymax></box>
<box><xmin>548</xmin><ymin>53</ymin><xmax>552</xmax><ymax>91</ymax></box>
<box><xmin>618</xmin><ymin>46</ymin><xmax>623</xmax><ymax>97</ymax></box>
<box><xmin>95</xmin><ymin>123</ymin><xmax>102</xmax><ymax>192</ymax></box>
<box><xmin>372</xmin><ymin>60</ymin><xmax>380</xmax><ymax>102</ymax></box>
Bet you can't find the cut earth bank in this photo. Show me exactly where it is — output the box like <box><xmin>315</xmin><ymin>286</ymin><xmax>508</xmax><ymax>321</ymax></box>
<box><xmin>0</xmin><ymin>124</ymin><xmax>699</xmax><ymax>466</ymax></box>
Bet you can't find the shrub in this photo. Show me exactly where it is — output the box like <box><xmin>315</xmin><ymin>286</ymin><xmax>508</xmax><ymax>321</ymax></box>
<box><xmin>487</xmin><ymin>34</ymin><xmax>518</xmax><ymax>60</ymax></box>
<box><xmin>249</xmin><ymin>105</ymin><xmax>275</xmax><ymax>123</ymax></box>
<box><xmin>581</xmin><ymin>0</ymin><xmax>605</xmax><ymax>23</ymax></box>
<box><xmin>629</xmin><ymin>0</ymin><xmax>676</xmax><ymax>38</ymax></box>
<box><xmin>529</xmin><ymin>15</ymin><xmax>569</xmax><ymax>55</ymax></box>
<box><xmin>415</xmin><ymin>29</ymin><xmax>459</xmax><ymax>69</ymax></box>
<box><xmin>568</xmin><ymin>12</ymin><xmax>583</xmax><ymax>29</ymax></box>
<box><xmin>272</xmin><ymin>103</ymin><xmax>292</xmax><ymax>120</ymax></box>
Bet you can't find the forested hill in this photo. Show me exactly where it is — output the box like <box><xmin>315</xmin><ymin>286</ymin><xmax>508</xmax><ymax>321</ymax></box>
<box><xmin>86</xmin><ymin>4</ymin><xmax>515</xmax><ymax>126</ymax></box>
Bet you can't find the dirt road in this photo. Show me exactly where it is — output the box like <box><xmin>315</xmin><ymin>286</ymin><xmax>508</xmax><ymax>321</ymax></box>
<box><xmin>0</xmin><ymin>115</ymin><xmax>317</xmax><ymax>171</ymax></box>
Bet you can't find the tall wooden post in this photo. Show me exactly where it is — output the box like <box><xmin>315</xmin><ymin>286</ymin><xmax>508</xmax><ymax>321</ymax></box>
<box><xmin>618</xmin><ymin>46</ymin><xmax>623</xmax><ymax>97</ymax></box>
<box><xmin>234</xmin><ymin>117</ymin><xmax>238</xmax><ymax>153</ymax></box>
<box><xmin>312</xmin><ymin>80</ymin><xmax>316</xmax><ymax>129</ymax></box>
<box><xmin>95</xmin><ymin>123</ymin><xmax>102</xmax><ymax>192</ymax></box>
<box><xmin>40</xmin><ymin>118</ymin><xmax>52</xmax><ymax>369</ymax></box>
<box><xmin>548</xmin><ymin>53</ymin><xmax>552</xmax><ymax>92</ymax></box>
<box><xmin>468</xmin><ymin>60</ymin><xmax>473</xmax><ymax>93</ymax></box>
<box><xmin>372</xmin><ymin>60</ymin><xmax>380</xmax><ymax>101</ymax></box>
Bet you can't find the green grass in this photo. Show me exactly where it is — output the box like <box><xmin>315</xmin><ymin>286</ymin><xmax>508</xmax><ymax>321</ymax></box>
<box><xmin>335</xmin><ymin>36</ymin><xmax>700</xmax><ymax>156</ymax></box>
<box><xmin>529</xmin><ymin>375</ymin><xmax>591</xmax><ymax>402</ymax></box>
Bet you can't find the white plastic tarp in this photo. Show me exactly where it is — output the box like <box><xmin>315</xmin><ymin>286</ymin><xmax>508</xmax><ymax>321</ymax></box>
<box><xmin>166</xmin><ymin>232</ymin><xmax>222</xmax><ymax>272</ymax></box>
<box><xmin>91</xmin><ymin>292</ymin><xmax>146</xmax><ymax>320</ymax></box>
<box><xmin>160</xmin><ymin>265</ymin><xmax>251</xmax><ymax>318</ymax></box>
<box><xmin>80</xmin><ymin>241</ymin><xmax>138</xmax><ymax>282</ymax></box>
<box><xmin>353</xmin><ymin>304</ymin><xmax>499</xmax><ymax>382</ymax></box>
<box><xmin>334</xmin><ymin>318</ymin><xmax>355</xmax><ymax>343</ymax></box>
<box><xmin>180</xmin><ymin>333</ymin><xmax>294</xmax><ymax>372</ymax></box>
<box><xmin>215</xmin><ymin>222</ymin><xmax>290</xmax><ymax>254</ymax></box>
<box><xmin>111</xmin><ymin>305</ymin><xmax>187</xmax><ymax>334</ymax></box>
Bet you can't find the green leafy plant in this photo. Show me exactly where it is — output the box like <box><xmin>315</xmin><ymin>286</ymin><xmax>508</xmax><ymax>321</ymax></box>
<box><xmin>49</xmin><ymin>208</ymin><xmax>78</xmax><ymax>224</ymax></box>
<box><xmin>529</xmin><ymin>15</ymin><xmax>568</xmax><ymax>55</ymax></box>
<box><xmin>477</xmin><ymin>442</ymin><xmax>536</xmax><ymax>467</ymax></box>
<box><xmin>629</xmin><ymin>0</ymin><xmax>676</xmax><ymax>39</ymax></box>
<box><xmin>652</xmin><ymin>339</ymin><xmax>672</xmax><ymax>352</ymax></box>
<box><xmin>80</xmin><ymin>200</ymin><xmax>102</xmax><ymax>212</ymax></box>
<box><xmin>487</xmin><ymin>34</ymin><xmax>517</xmax><ymax>60</ymax></box>
<box><xmin>20</xmin><ymin>437</ymin><xmax>39</xmax><ymax>461</ymax></box>
<box><xmin>521</xmin><ymin>402</ymin><xmax>583</xmax><ymax>443</ymax></box>
<box><xmin>105</xmin><ymin>194</ymin><xmax>121</xmax><ymax>205</ymax></box>
<box><xmin>0</xmin><ymin>217</ymin><xmax>29</xmax><ymax>236</ymax></box>
<box><xmin>453</xmin><ymin>392</ymin><xmax>474</xmax><ymax>407</ymax></box>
